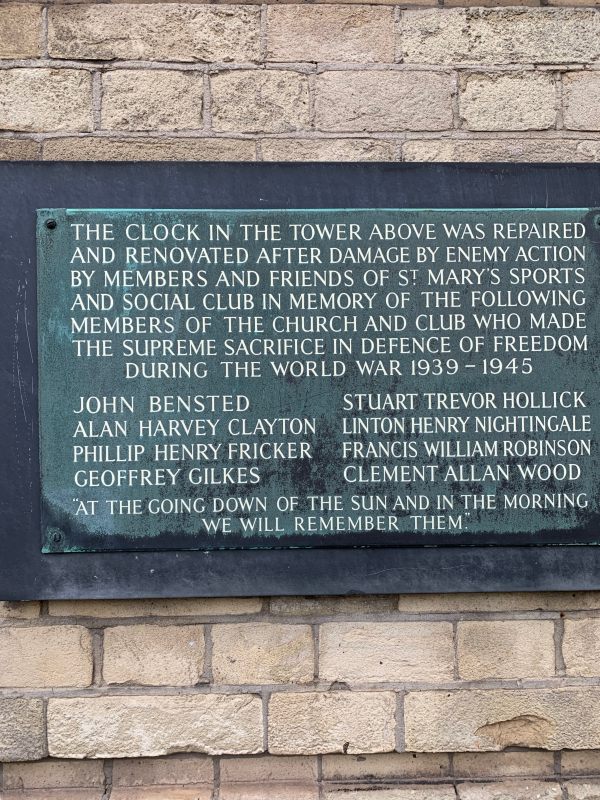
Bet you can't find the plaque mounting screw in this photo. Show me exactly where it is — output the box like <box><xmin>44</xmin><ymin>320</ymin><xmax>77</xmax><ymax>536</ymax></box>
<box><xmin>51</xmin><ymin>530</ymin><xmax>62</xmax><ymax>544</ymax></box>
<box><xmin>45</xmin><ymin>219</ymin><xmax>57</xmax><ymax>230</ymax></box>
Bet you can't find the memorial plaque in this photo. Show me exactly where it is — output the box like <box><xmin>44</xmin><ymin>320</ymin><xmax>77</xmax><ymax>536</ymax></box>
<box><xmin>38</xmin><ymin>207</ymin><xmax>600</xmax><ymax>552</ymax></box>
<box><xmin>3</xmin><ymin>162</ymin><xmax>600</xmax><ymax>597</ymax></box>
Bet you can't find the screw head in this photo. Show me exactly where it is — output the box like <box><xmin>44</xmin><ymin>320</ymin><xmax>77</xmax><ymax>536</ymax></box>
<box><xmin>52</xmin><ymin>531</ymin><xmax>62</xmax><ymax>543</ymax></box>
<box><xmin>45</xmin><ymin>219</ymin><xmax>57</xmax><ymax>230</ymax></box>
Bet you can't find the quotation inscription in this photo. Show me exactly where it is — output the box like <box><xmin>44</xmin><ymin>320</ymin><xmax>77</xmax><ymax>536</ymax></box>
<box><xmin>37</xmin><ymin>208</ymin><xmax>600</xmax><ymax>551</ymax></box>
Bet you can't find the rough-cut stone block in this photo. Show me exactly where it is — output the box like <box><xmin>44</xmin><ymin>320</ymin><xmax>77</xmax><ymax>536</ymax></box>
<box><xmin>211</xmin><ymin>71</ymin><xmax>309</xmax><ymax>133</ymax></box>
<box><xmin>43</xmin><ymin>137</ymin><xmax>255</xmax><ymax>161</ymax></box>
<box><xmin>401</xmin><ymin>8</ymin><xmax>600</xmax><ymax>65</ymax></box>
<box><xmin>457</xmin><ymin>620</ymin><xmax>555</xmax><ymax>679</ymax></box>
<box><xmin>562</xmin><ymin>751</ymin><xmax>600</xmax><ymax>776</ymax></box>
<box><xmin>212</xmin><ymin>623</ymin><xmax>313</xmax><ymax>684</ymax></box>
<box><xmin>0</xmin><ymin>69</ymin><xmax>92</xmax><ymax>133</ymax></box>
<box><xmin>322</xmin><ymin>753</ymin><xmax>450</xmax><ymax>780</ymax></box>
<box><xmin>270</xmin><ymin>596</ymin><xmax>397</xmax><ymax>615</ymax></box>
<box><xmin>112</xmin><ymin>756</ymin><xmax>213</xmax><ymax>786</ymax></box>
<box><xmin>564</xmin><ymin>72</ymin><xmax>600</xmax><ymax>130</ymax></box>
<box><xmin>456</xmin><ymin>782</ymin><xmax>562</xmax><ymax>800</ymax></box>
<box><xmin>564</xmin><ymin>619</ymin><xmax>600</xmax><ymax>677</ymax></box>
<box><xmin>1</xmin><ymin>792</ymin><xmax>104</xmax><ymax>800</ymax></box>
<box><xmin>48</xmin><ymin>598</ymin><xmax>262</xmax><ymax>617</ymax></box>
<box><xmin>101</xmin><ymin>70</ymin><xmax>202</xmax><ymax>131</ymax></box>
<box><xmin>397</xmin><ymin>592</ymin><xmax>600</xmax><ymax>613</ymax></box>
<box><xmin>0</xmin><ymin>5</ymin><xmax>41</xmax><ymax>58</ymax></box>
<box><xmin>268</xmin><ymin>692</ymin><xmax>396</xmax><ymax>754</ymax></box>
<box><xmin>0</xmin><ymin>699</ymin><xmax>46</xmax><ymax>761</ymax></box>
<box><xmin>0</xmin><ymin>626</ymin><xmax>92</xmax><ymax>688</ymax></box>
<box><xmin>453</xmin><ymin>751</ymin><xmax>555</xmax><ymax>779</ymax></box>
<box><xmin>0</xmin><ymin>600</ymin><xmax>40</xmax><ymax>617</ymax></box>
<box><xmin>567</xmin><ymin>781</ymin><xmax>600</xmax><ymax>800</ymax></box>
<box><xmin>103</xmin><ymin>624</ymin><xmax>205</xmax><ymax>686</ymax></box>
<box><xmin>47</xmin><ymin>695</ymin><xmax>263</xmax><ymax>758</ymax></box>
<box><xmin>267</xmin><ymin>6</ymin><xmax>394</xmax><ymax>63</ymax></box>
<box><xmin>402</xmin><ymin>138</ymin><xmax>583</xmax><ymax>162</ymax></box>
<box><xmin>261</xmin><ymin>138</ymin><xmax>396</xmax><ymax>161</ymax></box>
<box><xmin>314</xmin><ymin>71</ymin><xmax>454</xmax><ymax>132</ymax></box>
<box><xmin>4</xmin><ymin>760</ymin><xmax>105</xmax><ymax>789</ymax></box>
<box><xmin>324</xmin><ymin>789</ymin><xmax>456</xmax><ymax>800</ymax></box>
<box><xmin>111</xmin><ymin>789</ymin><xmax>212</xmax><ymax>800</ymax></box>
<box><xmin>320</xmin><ymin>622</ymin><xmax>454</xmax><ymax>682</ymax></box>
<box><xmin>404</xmin><ymin>688</ymin><xmax>600</xmax><ymax>752</ymax></box>
<box><xmin>460</xmin><ymin>73</ymin><xmax>556</xmax><ymax>131</ymax></box>
<box><xmin>220</xmin><ymin>754</ymin><xmax>318</xmax><ymax>783</ymax></box>
<box><xmin>221</xmin><ymin>784</ymin><xmax>318</xmax><ymax>800</ymax></box>
<box><xmin>49</xmin><ymin>5</ymin><xmax>260</xmax><ymax>62</ymax></box>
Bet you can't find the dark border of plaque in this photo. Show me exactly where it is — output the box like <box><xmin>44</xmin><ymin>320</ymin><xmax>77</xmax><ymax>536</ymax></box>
<box><xmin>3</xmin><ymin>161</ymin><xmax>600</xmax><ymax>598</ymax></box>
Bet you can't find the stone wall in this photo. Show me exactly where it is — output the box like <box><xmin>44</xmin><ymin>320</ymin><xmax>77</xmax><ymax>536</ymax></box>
<box><xmin>3</xmin><ymin>2</ymin><xmax>600</xmax><ymax>798</ymax></box>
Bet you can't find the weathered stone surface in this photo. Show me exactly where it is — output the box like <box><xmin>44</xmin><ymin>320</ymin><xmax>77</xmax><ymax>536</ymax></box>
<box><xmin>456</xmin><ymin>782</ymin><xmax>562</xmax><ymax>800</ymax></box>
<box><xmin>0</xmin><ymin>5</ymin><xmax>41</xmax><ymax>58</ymax></box>
<box><xmin>270</xmin><ymin>596</ymin><xmax>397</xmax><ymax>615</ymax></box>
<box><xmin>1</xmin><ymin>792</ymin><xmax>104</xmax><ymax>800</ymax></box>
<box><xmin>212</xmin><ymin>623</ymin><xmax>313</xmax><ymax>684</ymax></box>
<box><xmin>324</xmin><ymin>788</ymin><xmax>456</xmax><ymax>800</ymax></box>
<box><xmin>0</xmin><ymin>699</ymin><xmax>46</xmax><ymax>761</ymax></box>
<box><xmin>564</xmin><ymin>72</ymin><xmax>600</xmax><ymax>130</ymax></box>
<box><xmin>112</xmin><ymin>755</ymin><xmax>212</xmax><ymax>786</ymax></box>
<box><xmin>47</xmin><ymin>696</ymin><xmax>263</xmax><ymax>758</ymax></box>
<box><xmin>457</xmin><ymin>620</ymin><xmax>555</xmax><ymax>679</ymax></box>
<box><xmin>0</xmin><ymin>69</ymin><xmax>92</xmax><ymax>132</ymax></box>
<box><xmin>404</xmin><ymin>688</ymin><xmax>600</xmax><ymax>751</ymax></box>
<box><xmin>0</xmin><ymin>600</ymin><xmax>40</xmax><ymax>617</ymax></box>
<box><xmin>268</xmin><ymin>692</ymin><xmax>396</xmax><ymax>754</ymax></box>
<box><xmin>401</xmin><ymin>8</ymin><xmax>600</xmax><ymax>65</ymax></box>
<box><xmin>460</xmin><ymin>73</ymin><xmax>556</xmax><ymax>131</ymax></box>
<box><xmin>320</xmin><ymin>622</ymin><xmax>454</xmax><ymax>682</ymax></box>
<box><xmin>101</xmin><ymin>70</ymin><xmax>202</xmax><ymax>131</ymax></box>
<box><xmin>577</xmin><ymin>141</ymin><xmax>600</xmax><ymax>160</ymax></box>
<box><xmin>567</xmin><ymin>781</ymin><xmax>600</xmax><ymax>800</ymax></box>
<box><xmin>43</xmin><ymin>137</ymin><xmax>255</xmax><ymax>161</ymax></box>
<box><xmin>0</xmin><ymin>626</ymin><xmax>92</xmax><ymax>688</ymax></box>
<box><xmin>315</xmin><ymin>71</ymin><xmax>454</xmax><ymax>132</ymax></box>
<box><xmin>397</xmin><ymin>592</ymin><xmax>600</xmax><ymax>612</ymax></box>
<box><xmin>220</xmin><ymin>754</ymin><xmax>318</xmax><ymax>783</ymax></box>
<box><xmin>261</xmin><ymin>137</ymin><xmax>396</xmax><ymax>161</ymax></box>
<box><xmin>402</xmin><ymin>138</ymin><xmax>584</xmax><ymax>162</ymax></box>
<box><xmin>48</xmin><ymin>598</ymin><xmax>262</xmax><ymax>617</ymax></box>
<box><xmin>267</xmin><ymin>6</ymin><xmax>394</xmax><ymax>62</ymax></box>
<box><xmin>211</xmin><ymin>71</ymin><xmax>309</xmax><ymax>133</ymax></box>
<box><xmin>111</xmin><ymin>789</ymin><xmax>212</xmax><ymax>800</ymax></box>
<box><xmin>49</xmin><ymin>5</ymin><xmax>260</xmax><ymax>63</ymax></box>
<box><xmin>103</xmin><ymin>625</ymin><xmax>205</xmax><ymax>686</ymax></box>
<box><xmin>563</xmin><ymin>619</ymin><xmax>600</xmax><ymax>677</ymax></box>
<box><xmin>562</xmin><ymin>750</ymin><xmax>600</xmax><ymax>776</ymax></box>
<box><xmin>221</xmin><ymin>783</ymin><xmax>318</xmax><ymax>800</ymax></box>
<box><xmin>322</xmin><ymin>753</ymin><xmax>450</xmax><ymax>780</ymax></box>
<box><xmin>453</xmin><ymin>751</ymin><xmax>555</xmax><ymax>779</ymax></box>
<box><xmin>4</xmin><ymin>760</ymin><xmax>105</xmax><ymax>790</ymax></box>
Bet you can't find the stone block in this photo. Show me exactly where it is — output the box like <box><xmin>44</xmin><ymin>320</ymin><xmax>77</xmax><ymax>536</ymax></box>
<box><xmin>0</xmin><ymin>69</ymin><xmax>92</xmax><ymax>132</ymax></box>
<box><xmin>49</xmin><ymin>5</ymin><xmax>260</xmax><ymax>63</ymax></box>
<box><xmin>212</xmin><ymin>623</ymin><xmax>313</xmax><ymax>684</ymax></box>
<box><xmin>0</xmin><ymin>626</ymin><xmax>92</xmax><ymax>688</ymax></box>
<box><xmin>101</xmin><ymin>70</ymin><xmax>202</xmax><ymax>131</ymax></box>
<box><xmin>47</xmin><ymin>695</ymin><xmax>263</xmax><ymax>758</ymax></box>
<box><xmin>103</xmin><ymin>625</ymin><xmax>205</xmax><ymax>686</ymax></box>
<box><xmin>268</xmin><ymin>692</ymin><xmax>396</xmax><ymax>754</ymax></box>
<box><xmin>457</xmin><ymin>620</ymin><xmax>555</xmax><ymax>679</ymax></box>
<box><xmin>563</xmin><ymin>72</ymin><xmax>600</xmax><ymax>130</ymax></box>
<box><xmin>0</xmin><ymin>5</ymin><xmax>41</xmax><ymax>58</ymax></box>
<box><xmin>267</xmin><ymin>6</ymin><xmax>394</xmax><ymax>63</ymax></box>
<box><xmin>405</xmin><ymin>688</ymin><xmax>600</xmax><ymax>751</ymax></box>
<box><xmin>320</xmin><ymin>622</ymin><xmax>454</xmax><ymax>682</ymax></box>
<box><xmin>211</xmin><ymin>70</ymin><xmax>309</xmax><ymax>133</ymax></box>
<box><xmin>0</xmin><ymin>699</ymin><xmax>46</xmax><ymax>761</ymax></box>
<box><xmin>314</xmin><ymin>71</ymin><xmax>454</xmax><ymax>132</ymax></box>
<box><xmin>460</xmin><ymin>73</ymin><xmax>556</xmax><ymax>131</ymax></box>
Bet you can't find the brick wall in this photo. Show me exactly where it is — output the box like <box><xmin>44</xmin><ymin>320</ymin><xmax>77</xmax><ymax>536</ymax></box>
<box><xmin>3</xmin><ymin>2</ymin><xmax>600</xmax><ymax>798</ymax></box>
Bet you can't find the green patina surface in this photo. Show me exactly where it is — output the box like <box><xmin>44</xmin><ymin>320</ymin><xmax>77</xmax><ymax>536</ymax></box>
<box><xmin>37</xmin><ymin>208</ymin><xmax>600</xmax><ymax>552</ymax></box>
